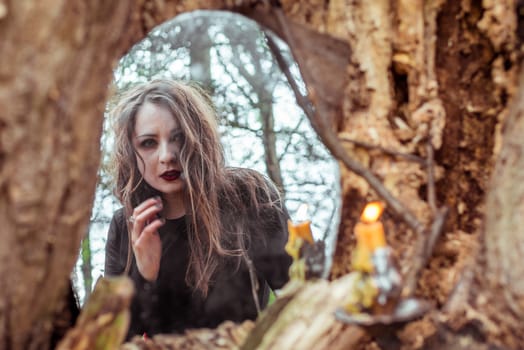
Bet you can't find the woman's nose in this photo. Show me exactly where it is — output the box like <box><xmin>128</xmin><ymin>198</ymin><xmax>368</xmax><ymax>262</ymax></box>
<box><xmin>159</xmin><ymin>142</ymin><xmax>177</xmax><ymax>164</ymax></box>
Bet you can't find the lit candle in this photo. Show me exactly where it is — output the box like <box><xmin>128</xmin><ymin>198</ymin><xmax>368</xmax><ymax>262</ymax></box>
<box><xmin>289</xmin><ymin>204</ymin><xmax>314</xmax><ymax>243</ymax></box>
<box><xmin>352</xmin><ymin>201</ymin><xmax>386</xmax><ymax>272</ymax></box>
<box><xmin>285</xmin><ymin>204</ymin><xmax>314</xmax><ymax>259</ymax></box>
<box><xmin>355</xmin><ymin>201</ymin><xmax>386</xmax><ymax>249</ymax></box>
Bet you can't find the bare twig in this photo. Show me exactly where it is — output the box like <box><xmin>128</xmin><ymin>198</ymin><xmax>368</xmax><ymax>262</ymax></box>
<box><xmin>339</xmin><ymin>135</ymin><xmax>427</xmax><ymax>164</ymax></box>
<box><xmin>239</xmin><ymin>235</ymin><xmax>262</xmax><ymax>314</ymax></box>
<box><xmin>278</xmin><ymin>118</ymin><xmax>305</xmax><ymax>163</ymax></box>
<box><xmin>403</xmin><ymin>206</ymin><xmax>449</xmax><ymax>296</ymax></box>
<box><xmin>402</xmin><ymin>140</ymin><xmax>447</xmax><ymax>296</ymax></box>
<box><xmin>426</xmin><ymin>140</ymin><xmax>437</xmax><ymax>213</ymax></box>
<box><xmin>264</xmin><ymin>16</ymin><xmax>425</xmax><ymax>237</ymax></box>
<box><xmin>443</xmin><ymin>256</ymin><xmax>475</xmax><ymax>313</ymax></box>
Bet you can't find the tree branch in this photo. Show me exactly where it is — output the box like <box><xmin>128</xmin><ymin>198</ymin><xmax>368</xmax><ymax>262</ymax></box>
<box><xmin>264</xmin><ymin>26</ymin><xmax>425</xmax><ymax>237</ymax></box>
<box><xmin>403</xmin><ymin>206</ymin><xmax>448</xmax><ymax>296</ymax></box>
<box><xmin>403</xmin><ymin>140</ymin><xmax>448</xmax><ymax>296</ymax></box>
<box><xmin>339</xmin><ymin>135</ymin><xmax>427</xmax><ymax>165</ymax></box>
<box><xmin>265</xmin><ymin>8</ymin><xmax>451</xmax><ymax>300</ymax></box>
<box><xmin>278</xmin><ymin>118</ymin><xmax>305</xmax><ymax>163</ymax></box>
<box><xmin>426</xmin><ymin>139</ymin><xmax>437</xmax><ymax>213</ymax></box>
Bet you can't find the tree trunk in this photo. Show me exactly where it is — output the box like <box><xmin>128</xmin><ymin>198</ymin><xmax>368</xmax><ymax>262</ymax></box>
<box><xmin>259</xmin><ymin>96</ymin><xmax>285</xmax><ymax>193</ymax></box>
<box><xmin>1</xmin><ymin>0</ymin><xmax>523</xmax><ymax>349</ymax></box>
<box><xmin>224</xmin><ymin>27</ymin><xmax>286</xmax><ymax>193</ymax></box>
<box><xmin>481</xmin><ymin>62</ymin><xmax>524</xmax><ymax>348</ymax></box>
<box><xmin>0</xmin><ymin>1</ymin><xmax>139</xmax><ymax>348</ymax></box>
<box><xmin>189</xmin><ymin>17</ymin><xmax>214</xmax><ymax>92</ymax></box>
<box><xmin>266</xmin><ymin>0</ymin><xmax>521</xmax><ymax>347</ymax></box>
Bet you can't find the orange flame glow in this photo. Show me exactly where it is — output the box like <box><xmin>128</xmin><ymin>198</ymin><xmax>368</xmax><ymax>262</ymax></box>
<box><xmin>360</xmin><ymin>201</ymin><xmax>384</xmax><ymax>223</ymax></box>
<box><xmin>296</xmin><ymin>203</ymin><xmax>309</xmax><ymax>222</ymax></box>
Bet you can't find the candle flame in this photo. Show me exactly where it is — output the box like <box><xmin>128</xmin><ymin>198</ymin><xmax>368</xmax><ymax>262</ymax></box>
<box><xmin>285</xmin><ymin>203</ymin><xmax>315</xmax><ymax>254</ymax></box>
<box><xmin>296</xmin><ymin>203</ymin><xmax>309</xmax><ymax>222</ymax></box>
<box><xmin>361</xmin><ymin>201</ymin><xmax>384</xmax><ymax>223</ymax></box>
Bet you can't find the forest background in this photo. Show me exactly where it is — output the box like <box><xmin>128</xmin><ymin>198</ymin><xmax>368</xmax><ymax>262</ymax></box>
<box><xmin>74</xmin><ymin>10</ymin><xmax>340</xmax><ymax>303</ymax></box>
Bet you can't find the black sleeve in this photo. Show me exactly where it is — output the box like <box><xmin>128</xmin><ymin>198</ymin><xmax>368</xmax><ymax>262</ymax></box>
<box><xmin>248</xmin><ymin>190</ymin><xmax>292</xmax><ymax>290</ymax></box>
<box><xmin>105</xmin><ymin>208</ymin><xmax>160</xmax><ymax>338</ymax></box>
<box><xmin>104</xmin><ymin>208</ymin><xmax>128</xmax><ymax>276</ymax></box>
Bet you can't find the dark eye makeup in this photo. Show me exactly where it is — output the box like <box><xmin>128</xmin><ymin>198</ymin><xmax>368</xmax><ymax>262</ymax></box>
<box><xmin>170</xmin><ymin>131</ymin><xmax>184</xmax><ymax>143</ymax></box>
<box><xmin>136</xmin><ymin>130</ymin><xmax>182</xmax><ymax>149</ymax></box>
<box><xmin>140</xmin><ymin>138</ymin><xmax>157</xmax><ymax>148</ymax></box>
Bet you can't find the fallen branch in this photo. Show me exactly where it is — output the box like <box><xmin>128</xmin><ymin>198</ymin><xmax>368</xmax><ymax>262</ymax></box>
<box><xmin>241</xmin><ymin>276</ymin><xmax>367</xmax><ymax>349</ymax></box>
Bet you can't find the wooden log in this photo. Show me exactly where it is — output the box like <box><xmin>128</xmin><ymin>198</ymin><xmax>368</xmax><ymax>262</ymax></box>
<box><xmin>120</xmin><ymin>275</ymin><xmax>367</xmax><ymax>350</ymax></box>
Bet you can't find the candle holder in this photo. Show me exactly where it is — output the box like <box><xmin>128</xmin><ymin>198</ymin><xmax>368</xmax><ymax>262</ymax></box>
<box><xmin>335</xmin><ymin>202</ymin><xmax>430</xmax><ymax>326</ymax></box>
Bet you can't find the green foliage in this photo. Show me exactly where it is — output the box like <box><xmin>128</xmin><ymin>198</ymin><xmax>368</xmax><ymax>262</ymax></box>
<box><xmin>268</xmin><ymin>289</ymin><xmax>277</xmax><ymax>306</ymax></box>
<box><xmin>80</xmin><ymin>232</ymin><xmax>93</xmax><ymax>299</ymax></box>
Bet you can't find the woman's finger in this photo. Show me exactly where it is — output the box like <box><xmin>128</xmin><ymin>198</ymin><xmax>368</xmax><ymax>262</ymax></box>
<box><xmin>133</xmin><ymin>196</ymin><xmax>162</xmax><ymax>215</ymax></box>
<box><xmin>132</xmin><ymin>217</ymin><xmax>164</xmax><ymax>281</ymax></box>
<box><xmin>134</xmin><ymin>217</ymin><xmax>165</xmax><ymax>247</ymax></box>
<box><xmin>131</xmin><ymin>198</ymin><xmax>163</xmax><ymax>244</ymax></box>
<box><xmin>130</xmin><ymin>196</ymin><xmax>162</xmax><ymax>225</ymax></box>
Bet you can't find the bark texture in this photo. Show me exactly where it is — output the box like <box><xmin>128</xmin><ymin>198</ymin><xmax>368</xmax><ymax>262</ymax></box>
<box><xmin>481</xmin><ymin>64</ymin><xmax>524</xmax><ymax>348</ymax></box>
<box><xmin>0</xmin><ymin>2</ymin><xmax>138</xmax><ymax>349</ymax></box>
<box><xmin>0</xmin><ymin>0</ymin><xmax>523</xmax><ymax>349</ymax></box>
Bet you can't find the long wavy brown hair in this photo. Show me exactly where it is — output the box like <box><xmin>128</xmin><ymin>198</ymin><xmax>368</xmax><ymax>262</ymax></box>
<box><xmin>108</xmin><ymin>79</ymin><xmax>283</xmax><ymax>296</ymax></box>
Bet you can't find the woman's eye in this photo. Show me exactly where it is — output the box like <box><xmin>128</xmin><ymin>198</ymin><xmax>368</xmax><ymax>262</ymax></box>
<box><xmin>140</xmin><ymin>139</ymin><xmax>157</xmax><ymax>148</ymax></box>
<box><xmin>171</xmin><ymin>132</ymin><xmax>183</xmax><ymax>143</ymax></box>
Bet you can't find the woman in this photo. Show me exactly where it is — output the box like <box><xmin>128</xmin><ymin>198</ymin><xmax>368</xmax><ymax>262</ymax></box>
<box><xmin>104</xmin><ymin>79</ymin><xmax>292</xmax><ymax>338</ymax></box>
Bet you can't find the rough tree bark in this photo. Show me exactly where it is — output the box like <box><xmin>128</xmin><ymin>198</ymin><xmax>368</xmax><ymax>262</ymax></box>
<box><xmin>480</xmin><ymin>63</ymin><xmax>524</xmax><ymax>348</ymax></box>
<box><xmin>0</xmin><ymin>0</ymin><xmax>522</xmax><ymax>349</ymax></box>
<box><xmin>0</xmin><ymin>2</ymin><xmax>140</xmax><ymax>349</ymax></box>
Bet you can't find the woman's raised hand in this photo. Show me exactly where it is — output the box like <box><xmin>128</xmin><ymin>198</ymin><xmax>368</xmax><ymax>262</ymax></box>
<box><xmin>130</xmin><ymin>196</ymin><xmax>165</xmax><ymax>281</ymax></box>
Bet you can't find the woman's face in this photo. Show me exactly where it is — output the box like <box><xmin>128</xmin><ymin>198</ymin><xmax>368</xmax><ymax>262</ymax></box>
<box><xmin>133</xmin><ymin>101</ymin><xmax>185</xmax><ymax>199</ymax></box>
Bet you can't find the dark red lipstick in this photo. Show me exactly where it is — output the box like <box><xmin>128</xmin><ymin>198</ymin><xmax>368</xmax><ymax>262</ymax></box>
<box><xmin>160</xmin><ymin>170</ymin><xmax>181</xmax><ymax>181</ymax></box>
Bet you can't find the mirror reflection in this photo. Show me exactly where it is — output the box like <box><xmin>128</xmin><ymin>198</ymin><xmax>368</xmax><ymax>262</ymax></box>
<box><xmin>74</xmin><ymin>10</ymin><xmax>340</xmax><ymax>332</ymax></box>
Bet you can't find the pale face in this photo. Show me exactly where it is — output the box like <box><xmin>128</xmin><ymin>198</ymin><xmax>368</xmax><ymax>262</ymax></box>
<box><xmin>133</xmin><ymin>102</ymin><xmax>185</xmax><ymax>202</ymax></box>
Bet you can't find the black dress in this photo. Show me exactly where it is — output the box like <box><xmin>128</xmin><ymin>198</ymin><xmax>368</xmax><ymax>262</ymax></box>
<box><xmin>104</xmin><ymin>198</ymin><xmax>291</xmax><ymax>338</ymax></box>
